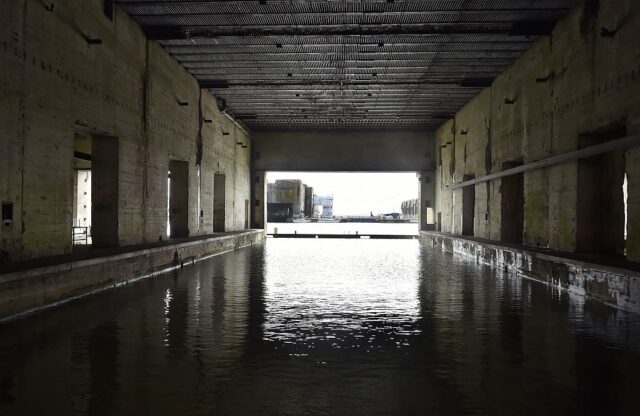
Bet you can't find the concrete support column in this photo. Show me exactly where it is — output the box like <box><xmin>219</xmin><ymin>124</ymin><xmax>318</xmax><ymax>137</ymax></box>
<box><xmin>419</xmin><ymin>171</ymin><xmax>436</xmax><ymax>231</ymax></box>
<box><xmin>92</xmin><ymin>136</ymin><xmax>120</xmax><ymax>247</ymax></box>
<box><xmin>252</xmin><ymin>170</ymin><xmax>267</xmax><ymax>229</ymax></box>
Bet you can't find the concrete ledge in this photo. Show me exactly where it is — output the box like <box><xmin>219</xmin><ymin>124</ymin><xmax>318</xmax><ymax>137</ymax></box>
<box><xmin>420</xmin><ymin>231</ymin><xmax>640</xmax><ymax>314</ymax></box>
<box><xmin>0</xmin><ymin>230</ymin><xmax>265</xmax><ymax>320</ymax></box>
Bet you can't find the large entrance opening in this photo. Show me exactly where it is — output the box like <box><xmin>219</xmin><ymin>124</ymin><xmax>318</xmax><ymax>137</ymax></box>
<box><xmin>72</xmin><ymin>133</ymin><xmax>119</xmax><ymax>248</ymax></box>
<box><xmin>168</xmin><ymin>160</ymin><xmax>189</xmax><ymax>238</ymax></box>
<box><xmin>265</xmin><ymin>172</ymin><xmax>419</xmax><ymax>237</ymax></box>
<box><xmin>576</xmin><ymin>125</ymin><xmax>627</xmax><ymax>256</ymax></box>
<box><xmin>213</xmin><ymin>173</ymin><xmax>226</xmax><ymax>232</ymax></box>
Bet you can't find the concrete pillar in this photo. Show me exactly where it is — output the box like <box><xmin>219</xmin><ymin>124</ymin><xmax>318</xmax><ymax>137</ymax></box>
<box><xmin>252</xmin><ymin>170</ymin><xmax>266</xmax><ymax>229</ymax></box>
<box><xmin>92</xmin><ymin>136</ymin><xmax>119</xmax><ymax>247</ymax></box>
<box><xmin>419</xmin><ymin>171</ymin><xmax>436</xmax><ymax>231</ymax></box>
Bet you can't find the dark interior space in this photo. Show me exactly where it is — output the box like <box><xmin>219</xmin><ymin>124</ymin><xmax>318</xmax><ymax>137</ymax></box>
<box><xmin>577</xmin><ymin>125</ymin><xmax>627</xmax><ymax>256</ymax></box>
<box><xmin>169</xmin><ymin>160</ymin><xmax>189</xmax><ymax>238</ymax></box>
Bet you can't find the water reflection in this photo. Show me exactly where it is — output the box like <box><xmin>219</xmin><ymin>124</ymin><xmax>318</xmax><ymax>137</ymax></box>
<box><xmin>263</xmin><ymin>239</ymin><xmax>421</xmax><ymax>355</ymax></box>
<box><xmin>0</xmin><ymin>239</ymin><xmax>639</xmax><ymax>415</ymax></box>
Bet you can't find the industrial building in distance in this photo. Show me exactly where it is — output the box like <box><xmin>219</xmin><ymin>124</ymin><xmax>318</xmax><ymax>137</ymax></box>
<box><xmin>267</xmin><ymin>180</ymin><xmax>334</xmax><ymax>222</ymax></box>
<box><xmin>401</xmin><ymin>199</ymin><xmax>419</xmax><ymax>222</ymax></box>
<box><xmin>267</xmin><ymin>180</ymin><xmax>419</xmax><ymax>223</ymax></box>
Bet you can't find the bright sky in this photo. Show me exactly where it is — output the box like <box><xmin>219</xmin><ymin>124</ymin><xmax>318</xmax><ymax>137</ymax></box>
<box><xmin>266</xmin><ymin>172</ymin><xmax>419</xmax><ymax>216</ymax></box>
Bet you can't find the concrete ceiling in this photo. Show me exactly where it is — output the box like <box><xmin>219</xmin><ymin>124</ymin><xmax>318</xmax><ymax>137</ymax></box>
<box><xmin>116</xmin><ymin>0</ymin><xmax>572</xmax><ymax>131</ymax></box>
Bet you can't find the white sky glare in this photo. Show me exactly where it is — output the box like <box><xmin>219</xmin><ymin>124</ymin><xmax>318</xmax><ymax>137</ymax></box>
<box><xmin>266</xmin><ymin>172</ymin><xmax>419</xmax><ymax>216</ymax></box>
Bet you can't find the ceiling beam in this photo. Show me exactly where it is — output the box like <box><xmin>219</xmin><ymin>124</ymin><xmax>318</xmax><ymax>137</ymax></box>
<box><xmin>142</xmin><ymin>20</ymin><xmax>557</xmax><ymax>40</ymax></box>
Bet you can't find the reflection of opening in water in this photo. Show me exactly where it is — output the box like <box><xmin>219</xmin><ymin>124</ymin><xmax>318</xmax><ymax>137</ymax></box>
<box><xmin>264</xmin><ymin>239</ymin><xmax>421</xmax><ymax>352</ymax></box>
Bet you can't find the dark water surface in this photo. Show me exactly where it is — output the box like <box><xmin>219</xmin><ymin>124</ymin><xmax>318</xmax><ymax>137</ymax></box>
<box><xmin>1</xmin><ymin>239</ymin><xmax>640</xmax><ymax>415</ymax></box>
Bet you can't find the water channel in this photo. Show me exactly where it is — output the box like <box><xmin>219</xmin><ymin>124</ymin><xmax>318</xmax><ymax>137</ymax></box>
<box><xmin>1</xmin><ymin>238</ymin><xmax>639</xmax><ymax>415</ymax></box>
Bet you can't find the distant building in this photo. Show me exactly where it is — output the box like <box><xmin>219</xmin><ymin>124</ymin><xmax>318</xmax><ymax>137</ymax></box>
<box><xmin>401</xmin><ymin>199</ymin><xmax>418</xmax><ymax>221</ymax></box>
<box><xmin>267</xmin><ymin>180</ymin><xmax>306</xmax><ymax>222</ymax></box>
<box><xmin>304</xmin><ymin>186</ymin><xmax>314</xmax><ymax>217</ymax></box>
<box><xmin>313</xmin><ymin>195</ymin><xmax>334</xmax><ymax>218</ymax></box>
<box><xmin>266</xmin><ymin>181</ymin><xmax>335</xmax><ymax>221</ymax></box>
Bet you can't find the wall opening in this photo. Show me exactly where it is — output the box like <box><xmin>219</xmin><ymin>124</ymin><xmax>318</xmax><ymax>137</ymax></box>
<box><xmin>500</xmin><ymin>161</ymin><xmax>524</xmax><ymax>244</ymax></box>
<box><xmin>576</xmin><ymin>124</ymin><xmax>627</xmax><ymax>256</ymax></box>
<box><xmin>169</xmin><ymin>160</ymin><xmax>189</xmax><ymax>238</ymax></box>
<box><xmin>72</xmin><ymin>133</ymin><xmax>92</xmax><ymax>246</ymax></box>
<box><xmin>213</xmin><ymin>173</ymin><xmax>226</xmax><ymax>232</ymax></box>
<box><xmin>73</xmin><ymin>134</ymin><xmax>119</xmax><ymax>248</ymax></box>
<box><xmin>462</xmin><ymin>176</ymin><xmax>475</xmax><ymax>236</ymax></box>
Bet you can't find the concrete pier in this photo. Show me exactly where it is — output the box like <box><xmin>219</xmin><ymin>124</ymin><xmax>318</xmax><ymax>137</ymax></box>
<box><xmin>0</xmin><ymin>230</ymin><xmax>264</xmax><ymax>320</ymax></box>
<box><xmin>421</xmin><ymin>231</ymin><xmax>640</xmax><ymax>313</ymax></box>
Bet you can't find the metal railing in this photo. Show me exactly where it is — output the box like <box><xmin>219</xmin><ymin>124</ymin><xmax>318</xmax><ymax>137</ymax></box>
<box><xmin>72</xmin><ymin>226</ymin><xmax>92</xmax><ymax>245</ymax></box>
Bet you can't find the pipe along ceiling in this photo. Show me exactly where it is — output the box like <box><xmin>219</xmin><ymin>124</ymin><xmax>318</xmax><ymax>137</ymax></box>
<box><xmin>116</xmin><ymin>0</ymin><xmax>571</xmax><ymax>131</ymax></box>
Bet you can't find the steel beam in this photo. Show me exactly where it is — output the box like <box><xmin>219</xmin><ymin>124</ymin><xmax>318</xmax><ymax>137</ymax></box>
<box><xmin>447</xmin><ymin>135</ymin><xmax>640</xmax><ymax>190</ymax></box>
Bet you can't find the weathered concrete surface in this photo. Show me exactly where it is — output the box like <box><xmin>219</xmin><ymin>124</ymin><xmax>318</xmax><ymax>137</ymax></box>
<box><xmin>266</xmin><ymin>179</ymin><xmax>307</xmax><ymax>221</ymax></box>
<box><xmin>0</xmin><ymin>0</ymin><xmax>252</xmax><ymax>263</ymax></box>
<box><xmin>434</xmin><ymin>0</ymin><xmax>640</xmax><ymax>259</ymax></box>
<box><xmin>0</xmin><ymin>230</ymin><xmax>265</xmax><ymax>320</ymax></box>
<box><xmin>254</xmin><ymin>130</ymin><xmax>435</xmax><ymax>172</ymax></box>
<box><xmin>418</xmin><ymin>171</ymin><xmax>435</xmax><ymax>230</ymax></box>
<box><xmin>420</xmin><ymin>231</ymin><xmax>640</xmax><ymax>313</ymax></box>
<box><xmin>251</xmin><ymin>170</ymin><xmax>267</xmax><ymax>229</ymax></box>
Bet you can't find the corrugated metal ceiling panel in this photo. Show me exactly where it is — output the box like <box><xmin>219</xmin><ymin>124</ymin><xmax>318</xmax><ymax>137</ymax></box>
<box><xmin>115</xmin><ymin>0</ymin><xmax>572</xmax><ymax>131</ymax></box>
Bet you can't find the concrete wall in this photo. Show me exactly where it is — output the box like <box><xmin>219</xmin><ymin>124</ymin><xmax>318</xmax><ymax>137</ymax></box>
<box><xmin>254</xmin><ymin>130</ymin><xmax>435</xmax><ymax>172</ymax></box>
<box><xmin>434</xmin><ymin>0</ymin><xmax>640</xmax><ymax>260</ymax></box>
<box><xmin>0</xmin><ymin>0</ymin><xmax>252</xmax><ymax>263</ymax></box>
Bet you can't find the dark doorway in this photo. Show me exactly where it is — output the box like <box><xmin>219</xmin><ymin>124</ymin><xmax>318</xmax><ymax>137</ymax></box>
<box><xmin>169</xmin><ymin>160</ymin><xmax>189</xmax><ymax>238</ymax></box>
<box><xmin>462</xmin><ymin>176</ymin><xmax>475</xmax><ymax>236</ymax></box>
<box><xmin>576</xmin><ymin>124</ymin><xmax>626</xmax><ymax>255</ymax></box>
<box><xmin>214</xmin><ymin>173</ymin><xmax>226</xmax><ymax>232</ymax></box>
<box><xmin>501</xmin><ymin>162</ymin><xmax>524</xmax><ymax>244</ymax></box>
